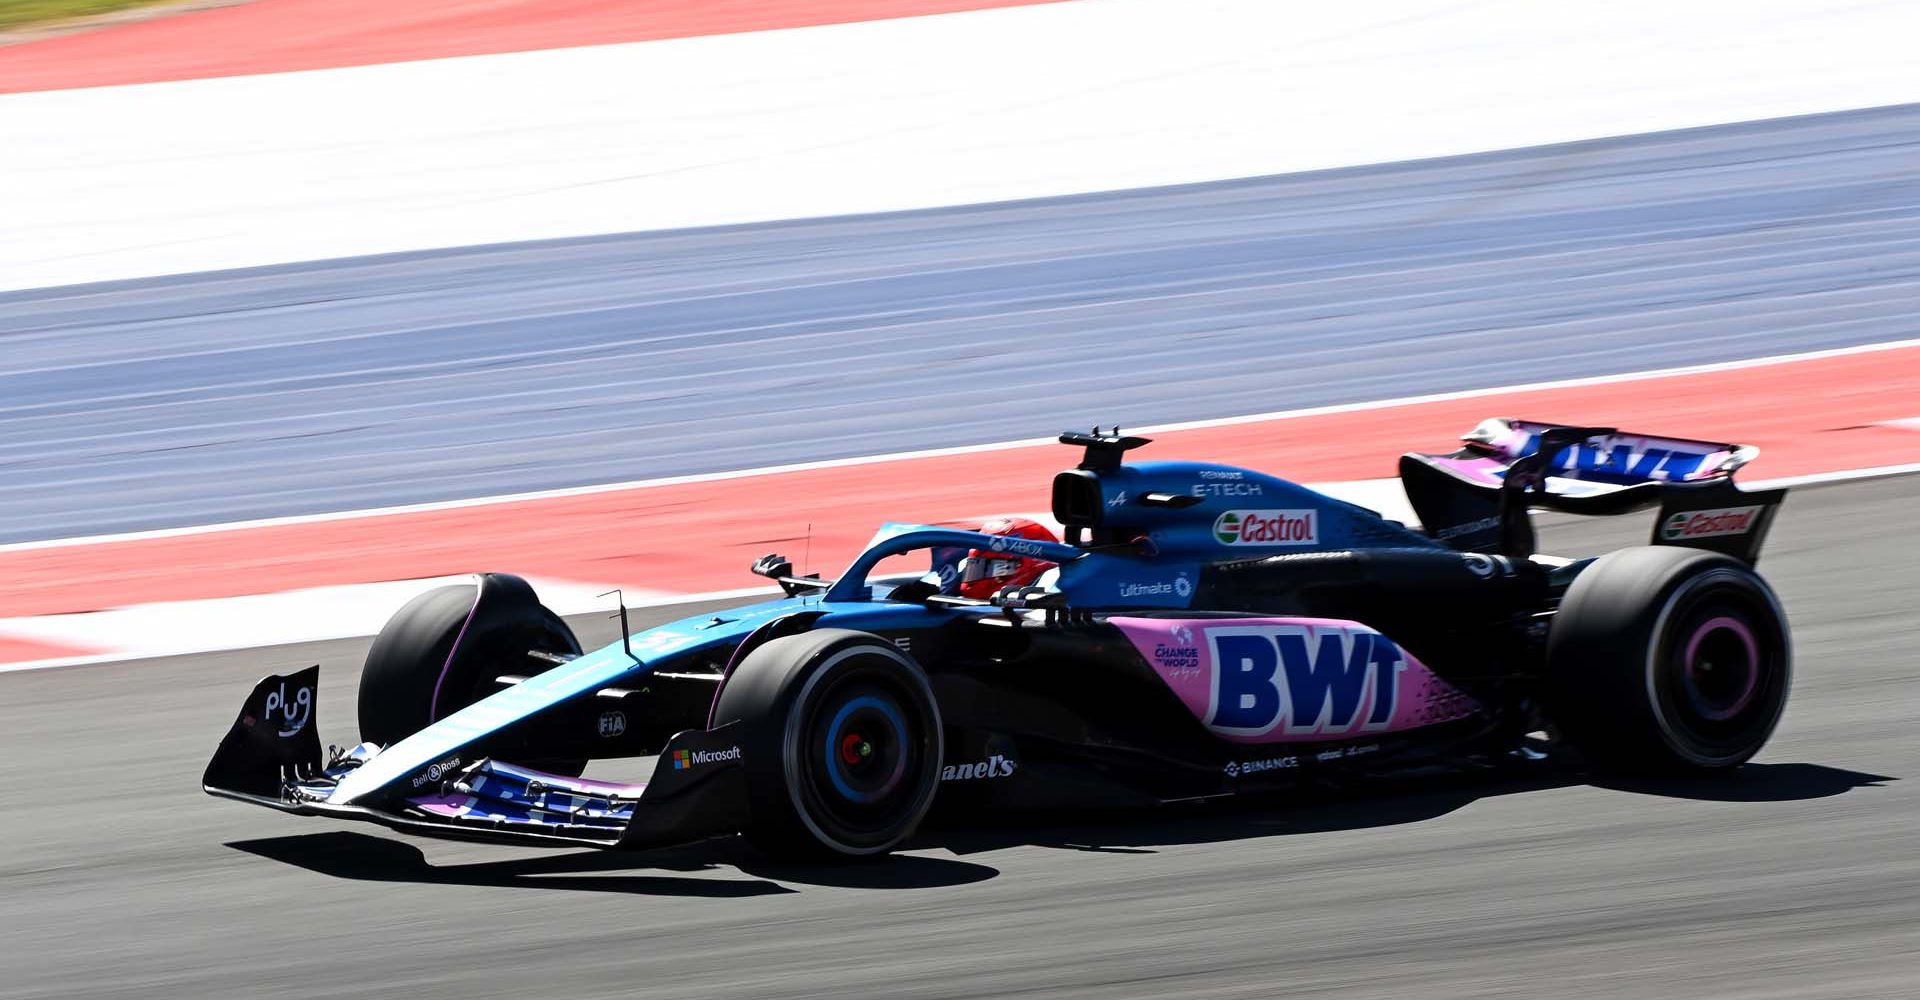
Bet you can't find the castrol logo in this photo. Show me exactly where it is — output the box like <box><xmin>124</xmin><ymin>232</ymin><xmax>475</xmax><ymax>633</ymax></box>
<box><xmin>1212</xmin><ymin>509</ymin><xmax>1318</xmax><ymax>546</ymax></box>
<box><xmin>1661</xmin><ymin>506</ymin><xmax>1761</xmax><ymax>540</ymax></box>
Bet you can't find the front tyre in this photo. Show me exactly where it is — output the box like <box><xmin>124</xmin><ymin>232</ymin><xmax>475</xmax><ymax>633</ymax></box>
<box><xmin>712</xmin><ymin>629</ymin><xmax>942</xmax><ymax>860</ymax></box>
<box><xmin>357</xmin><ymin>573</ymin><xmax>581</xmax><ymax>764</ymax></box>
<box><xmin>1546</xmin><ymin>547</ymin><xmax>1791</xmax><ymax>772</ymax></box>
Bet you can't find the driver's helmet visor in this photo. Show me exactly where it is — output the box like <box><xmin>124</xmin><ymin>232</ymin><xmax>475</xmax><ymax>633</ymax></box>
<box><xmin>961</xmin><ymin>555</ymin><xmax>1030</xmax><ymax>585</ymax></box>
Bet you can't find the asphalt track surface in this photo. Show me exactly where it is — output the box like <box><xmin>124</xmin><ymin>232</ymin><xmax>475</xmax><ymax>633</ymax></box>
<box><xmin>2</xmin><ymin>474</ymin><xmax>1915</xmax><ymax>999</ymax></box>
<box><xmin>7</xmin><ymin>103</ymin><xmax>1920</xmax><ymax>543</ymax></box>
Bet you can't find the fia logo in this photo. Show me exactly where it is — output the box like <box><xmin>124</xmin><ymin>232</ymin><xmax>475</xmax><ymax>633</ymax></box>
<box><xmin>598</xmin><ymin>711</ymin><xmax>627</xmax><ymax>738</ymax></box>
<box><xmin>263</xmin><ymin>682</ymin><xmax>313</xmax><ymax>738</ymax></box>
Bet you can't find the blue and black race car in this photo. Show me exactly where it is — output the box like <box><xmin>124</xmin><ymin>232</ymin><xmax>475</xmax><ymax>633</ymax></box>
<box><xmin>205</xmin><ymin>422</ymin><xmax>1793</xmax><ymax>859</ymax></box>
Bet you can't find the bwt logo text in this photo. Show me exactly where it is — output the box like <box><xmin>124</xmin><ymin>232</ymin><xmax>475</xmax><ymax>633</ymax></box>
<box><xmin>1534</xmin><ymin>438</ymin><xmax>1713</xmax><ymax>482</ymax></box>
<box><xmin>1204</xmin><ymin>625</ymin><xmax>1406</xmax><ymax>737</ymax></box>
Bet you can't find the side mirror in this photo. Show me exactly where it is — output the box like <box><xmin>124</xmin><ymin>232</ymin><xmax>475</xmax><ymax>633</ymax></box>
<box><xmin>751</xmin><ymin>553</ymin><xmax>794</xmax><ymax>581</ymax></box>
<box><xmin>751</xmin><ymin>554</ymin><xmax>828</xmax><ymax>597</ymax></box>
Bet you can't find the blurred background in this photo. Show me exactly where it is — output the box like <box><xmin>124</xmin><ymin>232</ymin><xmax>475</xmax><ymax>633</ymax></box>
<box><xmin>1</xmin><ymin>1</ymin><xmax>1916</xmax><ymax>997</ymax></box>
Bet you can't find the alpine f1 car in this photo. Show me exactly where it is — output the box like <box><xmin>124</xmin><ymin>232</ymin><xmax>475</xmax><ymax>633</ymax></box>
<box><xmin>205</xmin><ymin>420</ymin><xmax>1792</xmax><ymax>859</ymax></box>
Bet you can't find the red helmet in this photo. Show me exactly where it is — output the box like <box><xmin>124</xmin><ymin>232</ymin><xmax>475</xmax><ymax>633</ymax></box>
<box><xmin>957</xmin><ymin>517</ymin><xmax>1059</xmax><ymax>599</ymax></box>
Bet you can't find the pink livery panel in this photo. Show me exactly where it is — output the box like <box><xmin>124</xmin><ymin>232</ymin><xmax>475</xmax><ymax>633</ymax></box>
<box><xmin>1108</xmin><ymin>617</ymin><xmax>1479</xmax><ymax>744</ymax></box>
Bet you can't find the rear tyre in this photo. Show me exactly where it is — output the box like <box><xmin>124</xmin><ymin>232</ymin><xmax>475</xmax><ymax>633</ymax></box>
<box><xmin>357</xmin><ymin>573</ymin><xmax>583</xmax><ymax>772</ymax></box>
<box><xmin>1546</xmin><ymin>547</ymin><xmax>1790</xmax><ymax>772</ymax></box>
<box><xmin>712</xmin><ymin>629</ymin><xmax>942</xmax><ymax>860</ymax></box>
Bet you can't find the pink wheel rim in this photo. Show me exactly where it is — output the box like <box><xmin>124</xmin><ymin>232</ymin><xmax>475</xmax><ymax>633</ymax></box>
<box><xmin>1681</xmin><ymin>615</ymin><xmax>1759</xmax><ymax>722</ymax></box>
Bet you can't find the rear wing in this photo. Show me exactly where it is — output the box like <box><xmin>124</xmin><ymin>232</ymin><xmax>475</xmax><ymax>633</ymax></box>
<box><xmin>1400</xmin><ymin>418</ymin><xmax>1786</xmax><ymax>563</ymax></box>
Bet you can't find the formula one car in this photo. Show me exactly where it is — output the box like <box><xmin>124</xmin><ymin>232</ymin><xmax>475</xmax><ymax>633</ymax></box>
<box><xmin>205</xmin><ymin>420</ymin><xmax>1792</xmax><ymax>858</ymax></box>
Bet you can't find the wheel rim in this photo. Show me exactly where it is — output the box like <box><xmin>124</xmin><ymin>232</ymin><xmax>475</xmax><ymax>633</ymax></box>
<box><xmin>789</xmin><ymin>654</ymin><xmax>937</xmax><ymax>850</ymax></box>
<box><xmin>1650</xmin><ymin>572</ymin><xmax>1789</xmax><ymax>765</ymax></box>
<box><xmin>1679</xmin><ymin>615</ymin><xmax>1760</xmax><ymax>723</ymax></box>
<box><xmin>819</xmin><ymin>692</ymin><xmax>911</xmax><ymax>805</ymax></box>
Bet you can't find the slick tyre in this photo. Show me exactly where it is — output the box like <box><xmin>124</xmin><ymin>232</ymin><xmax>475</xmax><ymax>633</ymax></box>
<box><xmin>358</xmin><ymin>573</ymin><xmax>582</xmax><ymax>770</ymax></box>
<box><xmin>713</xmin><ymin>629</ymin><xmax>942</xmax><ymax>860</ymax></box>
<box><xmin>1546</xmin><ymin>547</ymin><xmax>1790</xmax><ymax>772</ymax></box>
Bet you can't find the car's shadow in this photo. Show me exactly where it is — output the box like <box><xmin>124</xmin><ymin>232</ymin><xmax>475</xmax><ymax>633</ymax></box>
<box><xmin>228</xmin><ymin>761</ymin><xmax>1890</xmax><ymax>895</ymax></box>
<box><xmin>928</xmin><ymin>760</ymin><xmax>1893</xmax><ymax>857</ymax></box>
<box><xmin>1587</xmin><ymin>761</ymin><xmax>1894</xmax><ymax>802</ymax></box>
<box><xmin>227</xmin><ymin>831</ymin><xmax>1003</xmax><ymax>897</ymax></box>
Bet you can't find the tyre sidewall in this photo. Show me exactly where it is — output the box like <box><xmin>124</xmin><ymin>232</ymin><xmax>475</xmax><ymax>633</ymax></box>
<box><xmin>357</xmin><ymin>576</ymin><xmax>580</xmax><ymax>748</ymax></box>
<box><xmin>715</xmin><ymin>629</ymin><xmax>943</xmax><ymax>858</ymax></box>
<box><xmin>1639</xmin><ymin>564</ymin><xmax>1792</xmax><ymax>767</ymax></box>
<box><xmin>357</xmin><ymin>584</ymin><xmax>479</xmax><ymax>747</ymax></box>
<box><xmin>1548</xmin><ymin>547</ymin><xmax>1791</xmax><ymax>771</ymax></box>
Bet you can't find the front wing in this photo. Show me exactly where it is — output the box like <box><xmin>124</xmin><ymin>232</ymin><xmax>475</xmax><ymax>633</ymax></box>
<box><xmin>202</xmin><ymin>667</ymin><xmax>751</xmax><ymax>850</ymax></box>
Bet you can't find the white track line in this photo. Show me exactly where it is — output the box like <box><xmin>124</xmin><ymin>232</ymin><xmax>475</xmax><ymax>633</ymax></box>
<box><xmin>1748</xmin><ymin>461</ymin><xmax>1920</xmax><ymax>489</ymax></box>
<box><xmin>3</xmin><ymin>336</ymin><xmax>1915</xmax><ymax>556</ymax></box>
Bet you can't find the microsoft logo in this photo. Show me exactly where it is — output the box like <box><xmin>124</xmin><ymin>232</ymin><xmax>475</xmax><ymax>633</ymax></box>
<box><xmin>671</xmin><ymin>746</ymin><xmax>743</xmax><ymax>770</ymax></box>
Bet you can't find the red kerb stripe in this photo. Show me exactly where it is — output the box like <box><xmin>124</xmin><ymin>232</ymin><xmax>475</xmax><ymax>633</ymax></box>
<box><xmin>0</xmin><ymin>346</ymin><xmax>1912</xmax><ymax>619</ymax></box>
<box><xmin>0</xmin><ymin>0</ymin><xmax>1070</xmax><ymax>93</ymax></box>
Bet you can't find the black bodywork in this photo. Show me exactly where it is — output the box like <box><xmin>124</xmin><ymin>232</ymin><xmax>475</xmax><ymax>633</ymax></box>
<box><xmin>203</xmin><ymin>421</ymin><xmax>1789</xmax><ymax>850</ymax></box>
